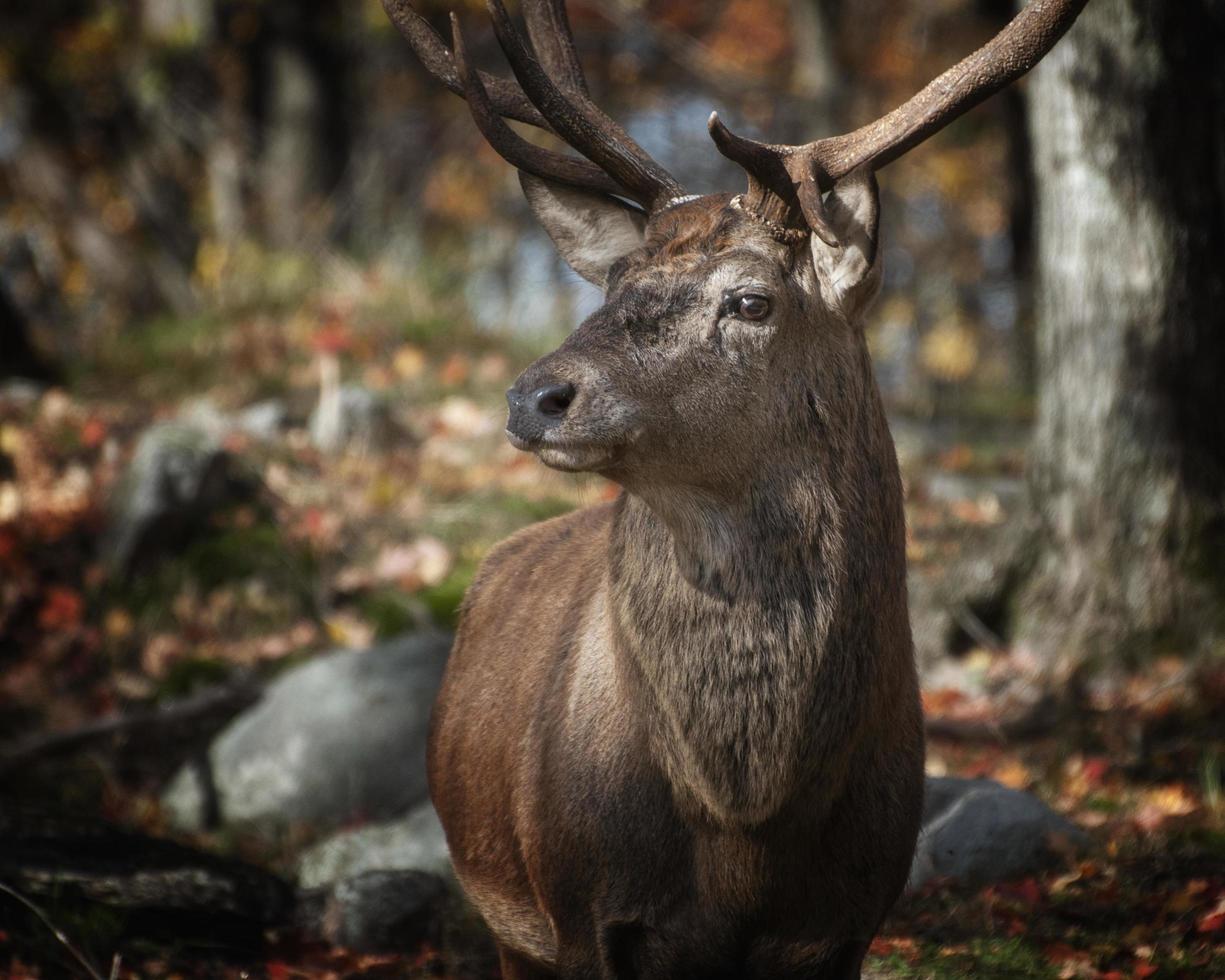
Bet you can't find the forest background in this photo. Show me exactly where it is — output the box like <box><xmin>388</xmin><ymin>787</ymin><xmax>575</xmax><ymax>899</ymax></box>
<box><xmin>1</xmin><ymin>0</ymin><xmax>1223</xmax><ymax>977</ymax></box>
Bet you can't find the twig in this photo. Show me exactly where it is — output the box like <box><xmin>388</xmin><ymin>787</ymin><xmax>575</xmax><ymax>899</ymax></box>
<box><xmin>951</xmin><ymin>602</ymin><xmax>1006</xmax><ymax>653</ymax></box>
<box><xmin>0</xmin><ymin>880</ymin><xmax>107</xmax><ymax>980</ymax></box>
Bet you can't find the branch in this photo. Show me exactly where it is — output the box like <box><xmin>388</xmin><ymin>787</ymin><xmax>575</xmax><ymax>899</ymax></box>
<box><xmin>0</xmin><ymin>880</ymin><xmax>107</xmax><ymax>980</ymax></box>
<box><xmin>0</xmin><ymin>683</ymin><xmax>260</xmax><ymax>778</ymax></box>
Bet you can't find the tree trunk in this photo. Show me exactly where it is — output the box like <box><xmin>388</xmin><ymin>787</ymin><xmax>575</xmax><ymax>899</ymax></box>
<box><xmin>257</xmin><ymin>0</ymin><xmax>350</xmax><ymax>249</ymax></box>
<box><xmin>0</xmin><ymin>281</ymin><xmax>57</xmax><ymax>383</ymax></box>
<box><xmin>1013</xmin><ymin>0</ymin><xmax>1225</xmax><ymax>670</ymax></box>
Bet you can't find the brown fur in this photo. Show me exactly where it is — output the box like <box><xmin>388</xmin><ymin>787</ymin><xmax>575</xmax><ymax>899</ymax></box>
<box><xmin>428</xmin><ymin>187</ymin><xmax>924</xmax><ymax>979</ymax></box>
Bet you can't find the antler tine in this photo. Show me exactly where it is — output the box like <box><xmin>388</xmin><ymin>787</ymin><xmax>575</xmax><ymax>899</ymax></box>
<box><xmin>714</xmin><ymin>0</ymin><xmax>1091</xmax><ymax>233</ymax></box>
<box><xmin>486</xmin><ymin>0</ymin><xmax>685</xmax><ymax>211</ymax></box>
<box><xmin>450</xmin><ymin>15</ymin><xmax>629</xmax><ymax>201</ymax></box>
<box><xmin>522</xmin><ymin>0</ymin><xmax>589</xmax><ymax>97</ymax></box>
<box><xmin>382</xmin><ymin>0</ymin><xmax>550</xmax><ymax>131</ymax></box>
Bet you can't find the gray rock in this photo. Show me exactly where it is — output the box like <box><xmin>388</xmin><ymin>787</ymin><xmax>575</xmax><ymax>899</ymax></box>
<box><xmin>309</xmin><ymin>383</ymin><xmax>394</xmax><ymax>454</ymax></box>
<box><xmin>104</xmin><ymin>402</ymin><xmax>251</xmax><ymax>573</ymax></box>
<box><xmin>296</xmin><ymin>780</ymin><xmax>1080</xmax><ymax>897</ymax></box>
<box><xmin>908</xmin><ymin>776</ymin><xmax>1086</xmax><ymax>891</ymax></box>
<box><xmin>0</xmin><ymin>378</ymin><xmax>46</xmax><ymax>406</ymax></box>
<box><xmin>309</xmin><ymin>869</ymin><xmax>447</xmax><ymax>953</ymax></box>
<box><xmin>236</xmin><ymin>398</ymin><xmax>288</xmax><ymax>441</ymax></box>
<box><xmin>923</xmin><ymin>472</ymin><xmax>1024</xmax><ymax>509</ymax></box>
<box><xmin>297</xmin><ymin>800</ymin><xmax>451</xmax><ymax>889</ymax></box>
<box><xmin>163</xmin><ymin>632</ymin><xmax>451</xmax><ymax>834</ymax></box>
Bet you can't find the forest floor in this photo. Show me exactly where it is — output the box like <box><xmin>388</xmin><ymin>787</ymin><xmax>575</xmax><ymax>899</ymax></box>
<box><xmin>1</xmin><ymin>281</ymin><xmax>1224</xmax><ymax>978</ymax></box>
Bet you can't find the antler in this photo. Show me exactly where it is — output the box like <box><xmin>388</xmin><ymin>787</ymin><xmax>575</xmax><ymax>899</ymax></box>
<box><xmin>521</xmin><ymin>0</ymin><xmax>589</xmax><ymax>97</ymax></box>
<box><xmin>383</xmin><ymin>0</ymin><xmax>549</xmax><ymax>129</ymax></box>
<box><xmin>485</xmin><ymin>0</ymin><xmax>684</xmax><ymax>210</ymax></box>
<box><xmin>710</xmin><ymin>0</ymin><xmax>1090</xmax><ymax>242</ymax></box>
<box><xmin>384</xmin><ymin>0</ymin><xmax>684</xmax><ymax>212</ymax></box>
<box><xmin>449</xmin><ymin>16</ymin><xmax>626</xmax><ymax>199</ymax></box>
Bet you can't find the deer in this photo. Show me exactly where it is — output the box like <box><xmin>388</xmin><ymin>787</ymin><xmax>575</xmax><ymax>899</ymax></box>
<box><xmin>382</xmin><ymin>1</ymin><xmax>1088</xmax><ymax>976</ymax></box>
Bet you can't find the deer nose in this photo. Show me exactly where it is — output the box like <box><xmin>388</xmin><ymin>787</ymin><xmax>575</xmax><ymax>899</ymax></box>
<box><xmin>533</xmin><ymin>382</ymin><xmax>575</xmax><ymax>418</ymax></box>
<box><xmin>506</xmin><ymin>380</ymin><xmax>576</xmax><ymax>445</ymax></box>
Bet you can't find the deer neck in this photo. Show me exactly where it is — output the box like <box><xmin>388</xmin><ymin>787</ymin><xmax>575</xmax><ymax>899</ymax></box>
<box><xmin>607</xmin><ymin>451</ymin><xmax>849</xmax><ymax>828</ymax></box>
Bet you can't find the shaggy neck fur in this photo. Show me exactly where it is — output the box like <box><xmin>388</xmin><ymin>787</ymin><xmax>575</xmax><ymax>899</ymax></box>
<box><xmin>607</xmin><ymin>342</ymin><xmax>904</xmax><ymax>829</ymax></box>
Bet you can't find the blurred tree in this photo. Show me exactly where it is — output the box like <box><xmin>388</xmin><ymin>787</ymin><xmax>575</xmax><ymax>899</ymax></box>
<box><xmin>254</xmin><ymin>0</ymin><xmax>351</xmax><ymax>247</ymax></box>
<box><xmin>1011</xmin><ymin>0</ymin><xmax>1225</xmax><ymax>670</ymax></box>
<box><xmin>0</xmin><ymin>280</ymin><xmax>57</xmax><ymax>382</ymax></box>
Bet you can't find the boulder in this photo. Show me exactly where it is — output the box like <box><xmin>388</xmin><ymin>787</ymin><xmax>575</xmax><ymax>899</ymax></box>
<box><xmin>162</xmin><ymin>632</ymin><xmax>451</xmax><ymax>835</ymax></box>
<box><xmin>309</xmin><ymin>383</ymin><xmax>394</xmax><ymax>454</ymax></box>
<box><xmin>298</xmin><ymin>779</ymin><xmax>1080</xmax><ymax>898</ymax></box>
<box><xmin>297</xmin><ymin>800</ymin><xmax>451</xmax><ymax>889</ymax></box>
<box><xmin>236</xmin><ymin>398</ymin><xmax>289</xmax><ymax>441</ymax></box>
<box><xmin>301</xmin><ymin>869</ymin><xmax>447</xmax><ymax>953</ymax></box>
<box><xmin>908</xmin><ymin>776</ymin><xmax>1086</xmax><ymax>891</ymax></box>
<box><xmin>103</xmin><ymin>401</ymin><xmax>253</xmax><ymax>573</ymax></box>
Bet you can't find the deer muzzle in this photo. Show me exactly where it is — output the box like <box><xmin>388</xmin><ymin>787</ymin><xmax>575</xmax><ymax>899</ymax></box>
<box><xmin>506</xmin><ymin>380</ymin><xmax>576</xmax><ymax>449</ymax></box>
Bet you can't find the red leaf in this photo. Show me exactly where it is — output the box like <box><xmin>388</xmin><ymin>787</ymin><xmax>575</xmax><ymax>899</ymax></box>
<box><xmin>1081</xmin><ymin>756</ymin><xmax>1110</xmax><ymax>785</ymax></box>
<box><xmin>1197</xmin><ymin>908</ymin><xmax>1225</xmax><ymax>933</ymax></box>
<box><xmin>38</xmin><ymin>586</ymin><xmax>83</xmax><ymax>630</ymax></box>
<box><xmin>1011</xmin><ymin>878</ymin><xmax>1043</xmax><ymax>905</ymax></box>
<box><xmin>80</xmin><ymin>417</ymin><xmax>107</xmax><ymax>448</ymax></box>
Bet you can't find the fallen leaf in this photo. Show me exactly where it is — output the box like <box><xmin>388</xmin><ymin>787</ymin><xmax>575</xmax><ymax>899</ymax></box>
<box><xmin>438</xmin><ymin>352</ymin><xmax>471</xmax><ymax>387</ymax></box>
<box><xmin>993</xmin><ymin>758</ymin><xmax>1032</xmax><ymax>790</ymax></box>
<box><xmin>38</xmin><ymin>586</ymin><xmax>83</xmax><ymax>631</ymax></box>
<box><xmin>1197</xmin><ymin>898</ymin><xmax>1225</xmax><ymax>934</ymax></box>
<box><xmin>80</xmin><ymin>417</ymin><xmax>107</xmax><ymax>448</ymax></box>
<box><xmin>325</xmin><ymin>612</ymin><xmax>375</xmax><ymax>649</ymax></box>
<box><xmin>141</xmin><ymin>633</ymin><xmax>184</xmax><ymax>678</ymax></box>
<box><xmin>393</xmin><ymin>344</ymin><xmax>427</xmax><ymax>380</ymax></box>
<box><xmin>104</xmin><ymin>608</ymin><xmax>134</xmax><ymax>640</ymax></box>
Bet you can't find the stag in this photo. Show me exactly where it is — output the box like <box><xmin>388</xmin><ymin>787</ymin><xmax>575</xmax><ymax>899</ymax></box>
<box><xmin>383</xmin><ymin>1</ymin><xmax>1088</xmax><ymax>976</ymax></box>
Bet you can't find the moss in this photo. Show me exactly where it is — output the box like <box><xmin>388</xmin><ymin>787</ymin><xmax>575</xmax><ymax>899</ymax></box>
<box><xmin>876</xmin><ymin>939</ymin><xmax>1056</xmax><ymax>979</ymax></box>
<box><xmin>156</xmin><ymin>656</ymin><xmax>231</xmax><ymax>699</ymax></box>
<box><xmin>356</xmin><ymin>559</ymin><xmax>481</xmax><ymax>637</ymax></box>
<box><xmin>970</xmin><ymin>939</ymin><xmax>1058</xmax><ymax>979</ymax></box>
<box><xmin>354</xmin><ymin>566</ymin><xmax>481</xmax><ymax>638</ymax></box>
<box><xmin>181</xmin><ymin>522</ymin><xmax>295</xmax><ymax>591</ymax></box>
<box><xmin>496</xmin><ymin>494</ymin><xmax>577</xmax><ymax>524</ymax></box>
<box><xmin>358</xmin><ymin>589</ymin><xmax>419</xmax><ymax>640</ymax></box>
<box><xmin>1167</xmin><ymin>825</ymin><xmax>1225</xmax><ymax>862</ymax></box>
<box><xmin>397</xmin><ymin>312</ymin><xmax>470</xmax><ymax>350</ymax></box>
<box><xmin>418</xmin><ymin>561</ymin><xmax>479</xmax><ymax>630</ymax></box>
<box><xmin>113</xmin><ymin>514</ymin><xmax>317</xmax><ymax>629</ymax></box>
<box><xmin>73</xmin><ymin>311</ymin><xmax>229</xmax><ymax>399</ymax></box>
<box><xmin>1081</xmin><ymin>794</ymin><xmax>1126</xmax><ymax>815</ymax></box>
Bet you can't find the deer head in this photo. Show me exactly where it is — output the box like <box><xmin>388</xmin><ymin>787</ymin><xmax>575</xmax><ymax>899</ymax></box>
<box><xmin>385</xmin><ymin>0</ymin><xmax>1088</xmax><ymax>490</ymax></box>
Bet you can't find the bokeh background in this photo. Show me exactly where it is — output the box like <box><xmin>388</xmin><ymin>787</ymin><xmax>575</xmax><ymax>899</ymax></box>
<box><xmin>1</xmin><ymin>1</ymin><xmax>1223</xmax><ymax>977</ymax></box>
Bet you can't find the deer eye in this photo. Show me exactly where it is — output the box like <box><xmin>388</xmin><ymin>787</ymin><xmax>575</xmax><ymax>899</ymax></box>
<box><xmin>735</xmin><ymin>295</ymin><xmax>771</xmax><ymax>320</ymax></box>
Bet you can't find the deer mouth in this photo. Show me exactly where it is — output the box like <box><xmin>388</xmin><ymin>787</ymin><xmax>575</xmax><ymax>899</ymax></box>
<box><xmin>505</xmin><ymin>429</ymin><xmax>625</xmax><ymax>473</ymax></box>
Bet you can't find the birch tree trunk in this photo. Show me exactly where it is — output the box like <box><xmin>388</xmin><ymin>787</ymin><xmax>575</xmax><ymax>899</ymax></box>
<box><xmin>1013</xmin><ymin>0</ymin><xmax>1225</xmax><ymax>670</ymax></box>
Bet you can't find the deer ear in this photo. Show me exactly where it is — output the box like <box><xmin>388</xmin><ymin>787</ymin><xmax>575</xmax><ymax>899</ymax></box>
<box><xmin>809</xmin><ymin>168</ymin><xmax>881</xmax><ymax>321</ymax></box>
<box><xmin>520</xmin><ymin>173</ymin><xmax>646</xmax><ymax>288</ymax></box>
